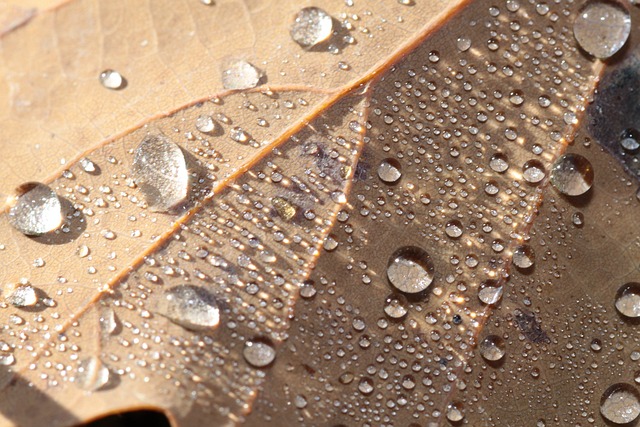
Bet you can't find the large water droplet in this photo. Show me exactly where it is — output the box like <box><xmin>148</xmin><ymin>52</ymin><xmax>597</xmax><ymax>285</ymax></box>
<box><xmin>489</xmin><ymin>153</ymin><xmax>509</xmax><ymax>173</ymax></box>
<box><xmin>512</xmin><ymin>245</ymin><xmax>535</xmax><ymax>269</ymax></box>
<box><xmin>222</xmin><ymin>60</ymin><xmax>262</xmax><ymax>90</ymax></box>
<box><xmin>600</xmin><ymin>383</ymin><xmax>640</xmax><ymax>424</ymax></box>
<box><xmin>75</xmin><ymin>356</ymin><xmax>111</xmax><ymax>391</ymax></box>
<box><xmin>478</xmin><ymin>280</ymin><xmax>503</xmax><ymax>305</ymax></box>
<box><xmin>386</xmin><ymin>246</ymin><xmax>435</xmax><ymax>294</ymax></box>
<box><xmin>6</xmin><ymin>284</ymin><xmax>38</xmax><ymax>307</ymax></box>
<box><xmin>479</xmin><ymin>335</ymin><xmax>506</xmax><ymax>361</ymax></box>
<box><xmin>8</xmin><ymin>182</ymin><xmax>63</xmax><ymax>236</ymax></box>
<box><xmin>377</xmin><ymin>158</ymin><xmax>402</xmax><ymax>184</ymax></box>
<box><xmin>243</xmin><ymin>338</ymin><xmax>276</xmax><ymax>368</ymax></box>
<box><xmin>615</xmin><ymin>283</ymin><xmax>640</xmax><ymax>318</ymax></box>
<box><xmin>574</xmin><ymin>0</ymin><xmax>631</xmax><ymax>59</ymax></box>
<box><xmin>550</xmin><ymin>153</ymin><xmax>594</xmax><ymax>196</ymax></box>
<box><xmin>155</xmin><ymin>285</ymin><xmax>220</xmax><ymax>331</ymax></box>
<box><xmin>290</xmin><ymin>7</ymin><xmax>333</xmax><ymax>48</ymax></box>
<box><xmin>131</xmin><ymin>134</ymin><xmax>189</xmax><ymax>212</ymax></box>
<box><xmin>446</xmin><ymin>402</ymin><xmax>465</xmax><ymax>422</ymax></box>
<box><xmin>522</xmin><ymin>160</ymin><xmax>546</xmax><ymax>184</ymax></box>
<box><xmin>99</xmin><ymin>69</ymin><xmax>125</xmax><ymax>90</ymax></box>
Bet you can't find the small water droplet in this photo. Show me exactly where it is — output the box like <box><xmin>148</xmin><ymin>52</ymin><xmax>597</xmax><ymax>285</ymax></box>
<box><xmin>272</xmin><ymin>197</ymin><xmax>296</xmax><ymax>221</ymax></box>
<box><xmin>80</xmin><ymin>158</ymin><xmax>97</xmax><ymax>174</ymax></box>
<box><xmin>222</xmin><ymin>60</ymin><xmax>262</xmax><ymax>90</ymax></box>
<box><xmin>456</xmin><ymin>36</ymin><xmax>471</xmax><ymax>52</ymax></box>
<box><xmin>620</xmin><ymin>128</ymin><xmax>640</xmax><ymax>152</ymax></box>
<box><xmin>75</xmin><ymin>356</ymin><xmax>110</xmax><ymax>391</ymax></box>
<box><xmin>377</xmin><ymin>158</ymin><xmax>402</xmax><ymax>184</ymax></box>
<box><xmin>600</xmin><ymin>383</ymin><xmax>640</xmax><ymax>424</ymax></box>
<box><xmin>446</xmin><ymin>401</ymin><xmax>465</xmax><ymax>422</ymax></box>
<box><xmin>572</xmin><ymin>211</ymin><xmax>585</xmax><ymax>227</ymax></box>
<box><xmin>479</xmin><ymin>335</ymin><xmax>506</xmax><ymax>361</ymax></box>
<box><xmin>615</xmin><ymin>283</ymin><xmax>640</xmax><ymax>318</ymax></box>
<box><xmin>243</xmin><ymin>338</ymin><xmax>276</xmax><ymax>368</ymax></box>
<box><xmin>155</xmin><ymin>285</ymin><xmax>220</xmax><ymax>331</ymax></box>
<box><xmin>574</xmin><ymin>0</ymin><xmax>631</xmax><ymax>59</ymax></box>
<box><xmin>478</xmin><ymin>280</ymin><xmax>503</xmax><ymax>305</ymax></box>
<box><xmin>445</xmin><ymin>219</ymin><xmax>463</xmax><ymax>239</ymax></box>
<box><xmin>384</xmin><ymin>293</ymin><xmax>409</xmax><ymax>319</ymax></box>
<box><xmin>99</xmin><ymin>69</ymin><xmax>125</xmax><ymax>90</ymax></box>
<box><xmin>550</xmin><ymin>153</ymin><xmax>594</xmax><ymax>196</ymax></box>
<box><xmin>489</xmin><ymin>153</ymin><xmax>509</xmax><ymax>173</ymax></box>
<box><xmin>358</xmin><ymin>377</ymin><xmax>374</xmax><ymax>395</ymax></box>
<box><xmin>8</xmin><ymin>182</ymin><xmax>63</xmax><ymax>236</ymax></box>
<box><xmin>290</xmin><ymin>7</ymin><xmax>333</xmax><ymax>48</ymax></box>
<box><xmin>509</xmin><ymin>90</ymin><xmax>524</xmax><ymax>106</ymax></box>
<box><xmin>513</xmin><ymin>245</ymin><xmax>535</xmax><ymax>269</ymax></box>
<box><xmin>387</xmin><ymin>246</ymin><xmax>435</xmax><ymax>294</ymax></box>
<box><xmin>131</xmin><ymin>134</ymin><xmax>189</xmax><ymax>212</ymax></box>
<box><xmin>230</xmin><ymin>127</ymin><xmax>250</xmax><ymax>143</ymax></box>
<box><xmin>299</xmin><ymin>280</ymin><xmax>317</xmax><ymax>299</ymax></box>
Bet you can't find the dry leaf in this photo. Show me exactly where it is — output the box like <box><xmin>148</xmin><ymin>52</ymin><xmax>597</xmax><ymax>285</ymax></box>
<box><xmin>0</xmin><ymin>0</ymin><xmax>638</xmax><ymax>426</ymax></box>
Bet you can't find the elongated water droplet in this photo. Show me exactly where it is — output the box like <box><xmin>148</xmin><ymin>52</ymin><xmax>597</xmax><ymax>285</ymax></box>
<box><xmin>478</xmin><ymin>280</ymin><xmax>503</xmax><ymax>305</ymax></box>
<box><xmin>131</xmin><ymin>134</ymin><xmax>189</xmax><ymax>212</ymax></box>
<box><xmin>271</xmin><ymin>196</ymin><xmax>296</xmax><ymax>221</ymax></box>
<box><xmin>155</xmin><ymin>285</ymin><xmax>220</xmax><ymax>331</ymax></box>
<box><xmin>574</xmin><ymin>0</ymin><xmax>631</xmax><ymax>59</ymax></box>
<box><xmin>550</xmin><ymin>153</ymin><xmax>594</xmax><ymax>196</ymax></box>
<box><xmin>222</xmin><ymin>60</ymin><xmax>262</xmax><ymax>90</ymax></box>
<box><xmin>290</xmin><ymin>7</ymin><xmax>333</xmax><ymax>48</ymax></box>
<box><xmin>600</xmin><ymin>383</ymin><xmax>640</xmax><ymax>424</ymax></box>
<box><xmin>75</xmin><ymin>356</ymin><xmax>110</xmax><ymax>391</ymax></box>
<box><xmin>8</xmin><ymin>183</ymin><xmax>63</xmax><ymax>236</ymax></box>
<box><xmin>615</xmin><ymin>283</ymin><xmax>640</xmax><ymax>318</ymax></box>
<box><xmin>99</xmin><ymin>69</ymin><xmax>124</xmax><ymax>90</ymax></box>
<box><xmin>243</xmin><ymin>338</ymin><xmax>276</xmax><ymax>368</ymax></box>
<box><xmin>387</xmin><ymin>246</ymin><xmax>435</xmax><ymax>294</ymax></box>
<box><xmin>479</xmin><ymin>335</ymin><xmax>506</xmax><ymax>361</ymax></box>
<box><xmin>377</xmin><ymin>158</ymin><xmax>402</xmax><ymax>184</ymax></box>
<box><xmin>6</xmin><ymin>284</ymin><xmax>38</xmax><ymax>308</ymax></box>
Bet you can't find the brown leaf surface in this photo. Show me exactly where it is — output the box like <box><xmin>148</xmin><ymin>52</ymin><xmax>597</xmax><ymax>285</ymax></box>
<box><xmin>0</xmin><ymin>0</ymin><xmax>638</xmax><ymax>426</ymax></box>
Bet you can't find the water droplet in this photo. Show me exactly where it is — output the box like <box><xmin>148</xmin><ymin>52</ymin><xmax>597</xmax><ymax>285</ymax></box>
<box><xmin>8</xmin><ymin>182</ymin><xmax>63</xmax><ymax>236</ymax></box>
<box><xmin>550</xmin><ymin>153</ymin><xmax>594</xmax><ymax>196</ymax></box>
<box><xmin>386</xmin><ymin>246</ymin><xmax>435</xmax><ymax>294</ymax></box>
<box><xmin>513</xmin><ymin>245</ymin><xmax>535</xmax><ymax>269</ymax></box>
<box><xmin>358</xmin><ymin>377</ymin><xmax>374</xmax><ymax>395</ymax></box>
<box><xmin>222</xmin><ymin>60</ymin><xmax>262</xmax><ymax>90</ymax></box>
<box><xmin>446</xmin><ymin>401</ymin><xmax>465</xmax><ymax>422</ymax></box>
<box><xmin>600</xmin><ymin>383</ymin><xmax>640</xmax><ymax>424</ymax></box>
<box><xmin>131</xmin><ymin>134</ymin><xmax>189</xmax><ymax>212</ymax></box>
<box><xmin>272</xmin><ymin>197</ymin><xmax>296</xmax><ymax>221</ymax></box>
<box><xmin>99</xmin><ymin>307</ymin><xmax>119</xmax><ymax>335</ymax></box>
<box><xmin>620</xmin><ymin>128</ymin><xmax>640</xmax><ymax>152</ymax></box>
<box><xmin>195</xmin><ymin>115</ymin><xmax>216</xmax><ymax>134</ymax></box>
<box><xmin>456</xmin><ymin>36</ymin><xmax>471</xmax><ymax>52</ymax></box>
<box><xmin>6</xmin><ymin>284</ymin><xmax>38</xmax><ymax>308</ymax></box>
<box><xmin>75</xmin><ymin>356</ymin><xmax>110</xmax><ymax>391</ymax></box>
<box><xmin>99</xmin><ymin>69</ymin><xmax>124</xmax><ymax>90</ymax></box>
<box><xmin>80</xmin><ymin>158</ymin><xmax>97</xmax><ymax>174</ymax></box>
<box><xmin>479</xmin><ymin>335</ymin><xmax>506</xmax><ymax>361</ymax></box>
<box><xmin>384</xmin><ymin>293</ymin><xmax>409</xmax><ymax>319</ymax></box>
<box><xmin>489</xmin><ymin>153</ymin><xmax>509</xmax><ymax>173</ymax></box>
<box><xmin>445</xmin><ymin>219</ymin><xmax>463</xmax><ymax>238</ymax></box>
<box><xmin>478</xmin><ymin>280</ymin><xmax>503</xmax><ymax>305</ymax></box>
<box><xmin>299</xmin><ymin>281</ymin><xmax>317</xmax><ymax>299</ymax></box>
<box><xmin>290</xmin><ymin>7</ymin><xmax>333</xmax><ymax>48</ymax></box>
<box><xmin>572</xmin><ymin>212</ymin><xmax>585</xmax><ymax>227</ymax></box>
<box><xmin>484</xmin><ymin>180</ymin><xmax>499</xmax><ymax>195</ymax></box>
<box><xmin>574</xmin><ymin>0</ymin><xmax>631</xmax><ymax>59</ymax></box>
<box><xmin>377</xmin><ymin>158</ymin><xmax>402</xmax><ymax>184</ymax></box>
<box><xmin>522</xmin><ymin>160</ymin><xmax>546</xmax><ymax>184</ymax></box>
<box><xmin>230</xmin><ymin>127</ymin><xmax>250</xmax><ymax>143</ymax></box>
<box><xmin>243</xmin><ymin>338</ymin><xmax>276</xmax><ymax>368</ymax></box>
<box><xmin>591</xmin><ymin>338</ymin><xmax>603</xmax><ymax>352</ymax></box>
<box><xmin>509</xmin><ymin>90</ymin><xmax>524</xmax><ymax>106</ymax></box>
<box><xmin>155</xmin><ymin>285</ymin><xmax>220</xmax><ymax>331</ymax></box>
<box><xmin>615</xmin><ymin>283</ymin><xmax>640</xmax><ymax>318</ymax></box>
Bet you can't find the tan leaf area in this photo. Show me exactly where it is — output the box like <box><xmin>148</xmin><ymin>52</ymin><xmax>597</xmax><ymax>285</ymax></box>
<box><xmin>0</xmin><ymin>0</ymin><xmax>638</xmax><ymax>426</ymax></box>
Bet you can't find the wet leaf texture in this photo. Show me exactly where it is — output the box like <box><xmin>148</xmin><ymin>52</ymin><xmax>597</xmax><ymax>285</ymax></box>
<box><xmin>0</xmin><ymin>0</ymin><xmax>639</xmax><ymax>426</ymax></box>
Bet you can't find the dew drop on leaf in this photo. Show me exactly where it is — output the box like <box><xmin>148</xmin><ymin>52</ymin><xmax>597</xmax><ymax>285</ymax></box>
<box><xmin>75</xmin><ymin>357</ymin><xmax>111</xmax><ymax>392</ymax></box>
<box><xmin>155</xmin><ymin>285</ymin><xmax>220</xmax><ymax>331</ymax></box>
<box><xmin>98</xmin><ymin>69</ymin><xmax>124</xmax><ymax>90</ymax></box>
<box><xmin>377</xmin><ymin>158</ymin><xmax>402</xmax><ymax>184</ymax></box>
<box><xmin>479</xmin><ymin>334</ymin><xmax>506</xmax><ymax>361</ymax></box>
<box><xmin>243</xmin><ymin>338</ymin><xmax>276</xmax><ymax>368</ymax></box>
<box><xmin>79</xmin><ymin>157</ymin><xmax>97</xmax><ymax>174</ymax></box>
<box><xmin>619</xmin><ymin>128</ymin><xmax>640</xmax><ymax>152</ymax></box>
<box><xmin>195</xmin><ymin>115</ymin><xmax>216</xmax><ymax>134</ymax></box>
<box><xmin>615</xmin><ymin>283</ymin><xmax>640</xmax><ymax>318</ymax></box>
<box><xmin>512</xmin><ymin>244</ymin><xmax>535</xmax><ymax>269</ymax></box>
<box><xmin>573</xmin><ymin>0</ymin><xmax>631</xmax><ymax>59</ymax></box>
<box><xmin>522</xmin><ymin>160</ymin><xmax>546</xmax><ymax>184</ymax></box>
<box><xmin>550</xmin><ymin>153</ymin><xmax>594</xmax><ymax>196</ymax></box>
<box><xmin>271</xmin><ymin>196</ymin><xmax>296</xmax><ymax>221</ymax></box>
<box><xmin>600</xmin><ymin>383</ymin><xmax>640</xmax><ymax>424</ymax></box>
<box><xmin>290</xmin><ymin>7</ymin><xmax>333</xmax><ymax>48</ymax></box>
<box><xmin>8</xmin><ymin>182</ymin><xmax>63</xmax><ymax>236</ymax></box>
<box><xmin>386</xmin><ymin>246</ymin><xmax>435</xmax><ymax>294</ymax></box>
<box><xmin>445</xmin><ymin>219</ymin><xmax>463</xmax><ymax>239</ymax></box>
<box><xmin>456</xmin><ymin>36</ymin><xmax>471</xmax><ymax>52</ymax></box>
<box><xmin>131</xmin><ymin>134</ymin><xmax>189</xmax><ymax>212</ymax></box>
<box><xmin>6</xmin><ymin>284</ymin><xmax>38</xmax><ymax>308</ymax></box>
<box><xmin>489</xmin><ymin>153</ymin><xmax>509</xmax><ymax>173</ymax></box>
<box><xmin>446</xmin><ymin>401</ymin><xmax>465</xmax><ymax>422</ymax></box>
<box><xmin>221</xmin><ymin>60</ymin><xmax>262</xmax><ymax>90</ymax></box>
<box><xmin>358</xmin><ymin>377</ymin><xmax>374</xmax><ymax>395</ymax></box>
<box><xmin>383</xmin><ymin>293</ymin><xmax>409</xmax><ymax>319</ymax></box>
<box><xmin>478</xmin><ymin>280</ymin><xmax>503</xmax><ymax>305</ymax></box>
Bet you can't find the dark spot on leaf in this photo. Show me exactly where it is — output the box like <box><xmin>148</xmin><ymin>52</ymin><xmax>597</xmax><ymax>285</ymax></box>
<box><xmin>513</xmin><ymin>309</ymin><xmax>550</xmax><ymax>344</ymax></box>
